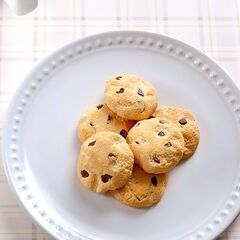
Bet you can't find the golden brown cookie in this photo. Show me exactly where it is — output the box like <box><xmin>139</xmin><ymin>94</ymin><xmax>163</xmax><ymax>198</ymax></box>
<box><xmin>127</xmin><ymin>118</ymin><xmax>184</xmax><ymax>174</ymax></box>
<box><xmin>77</xmin><ymin>103</ymin><xmax>135</xmax><ymax>142</ymax></box>
<box><xmin>77</xmin><ymin>131</ymin><xmax>134</xmax><ymax>192</ymax></box>
<box><xmin>152</xmin><ymin>106</ymin><xmax>200</xmax><ymax>160</ymax></box>
<box><xmin>104</xmin><ymin>74</ymin><xmax>158</xmax><ymax>120</ymax></box>
<box><xmin>111</xmin><ymin>165</ymin><xmax>168</xmax><ymax>208</ymax></box>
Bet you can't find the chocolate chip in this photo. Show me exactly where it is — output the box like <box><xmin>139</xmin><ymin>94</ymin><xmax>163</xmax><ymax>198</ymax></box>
<box><xmin>116</xmin><ymin>88</ymin><xmax>124</xmax><ymax>94</ymax></box>
<box><xmin>108</xmin><ymin>153</ymin><xmax>117</xmax><ymax>158</ymax></box>
<box><xmin>153</xmin><ymin>156</ymin><xmax>160</xmax><ymax>163</ymax></box>
<box><xmin>107</xmin><ymin>115</ymin><xmax>111</xmax><ymax>124</ymax></box>
<box><xmin>148</xmin><ymin>116</ymin><xmax>155</xmax><ymax>119</ymax></box>
<box><xmin>116</xmin><ymin>76</ymin><xmax>122</xmax><ymax>80</ymax></box>
<box><xmin>137</xmin><ymin>88</ymin><xmax>144</xmax><ymax>97</ymax></box>
<box><xmin>108</xmin><ymin>153</ymin><xmax>117</xmax><ymax>161</ymax></box>
<box><xmin>135</xmin><ymin>195</ymin><xmax>141</xmax><ymax>201</ymax></box>
<box><xmin>135</xmin><ymin>122</ymin><xmax>140</xmax><ymax>127</ymax></box>
<box><xmin>159</xmin><ymin>120</ymin><xmax>165</xmax><ymax>124</ymax></box>
<box><xmin>89</xmin><ymin>122</ymin><xmax>94</xmax><ymax>126</ymax></box>
<box><xmin>135</xmin><ymin>141</ymin><xmax>140</xmax><ymax>144</ymax></box>
<box><xmin>158</xmin><ymin>131</ymin><xmax>165</xmax><ymax>136</ymax></box>
<box><xmin>88</xmin><ymin>140</ymin><xmax>96</xmax><ymax>146</ymax></box>
<box><xmin>96</xmin><ymin>104</ymin><xmax>103</xmax><ymax>110</ymax></box>
<box><xmin>120</xmin><ymin>129</ymin><xmax>128</xmax><ymax>138</ymax></box>
<box><xmin>165</xmin><ymin>142</ymin><xmax>172</xmax><ymax>147</ymax></box>
<box><xmin>81</xmin><ymin>170</ymin><xmax>89</xmax><ymax>178</ymax></box>
<box><xmin>151</xmin><ymin>176</ymin><xmax>158</xmax><ymax>187</ymax></box>
<box><xmin>101</xmin><ymin>174</ymin><xmax>112</xmax><ymax>183</ymax></box>
<box><xmin>179</xmin><ymin>118</ymin><xmax>187</xmax><ymax>125</ymax></box>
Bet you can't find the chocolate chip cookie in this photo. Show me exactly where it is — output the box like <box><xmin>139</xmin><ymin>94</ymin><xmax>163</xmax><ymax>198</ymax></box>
<box><xmin>77</xmin><ymin>131</ymin><xmax>134</xmax><ymax>192</ymax></box>
<box><xmin>111</xmin><ymin>165</ymin><xmax>168</xmax><ymax>208</ymax></box>
<box><xmin>127</xmin><ymin>118</ymin><xmax>184</xmax><ymax>174</ymax></box>
<box><xmin>152</xmin><ymin>106</ymin><xmax>200</xmax><ymax>160</ymax></box>
<box><xmin>104</xmin><ymin>74</ymin><xmax>158</xmax><ymax>120</ymax></box>
<box><xmin>77</xmin><ymin>103</ymin><xmax>135</xmax><ymax>142</ymax></box>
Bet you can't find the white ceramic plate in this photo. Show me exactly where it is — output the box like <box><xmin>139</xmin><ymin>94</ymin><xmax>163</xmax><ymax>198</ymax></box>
<box><xmin>2</xmin><ymin>31</ymin><xmax>240</xmax><ymax>240</ymax></box>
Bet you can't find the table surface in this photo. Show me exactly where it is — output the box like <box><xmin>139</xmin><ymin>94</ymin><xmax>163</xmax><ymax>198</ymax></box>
<box><xmin>1</xmin><ymin>0</ymin><xmax>240</xmax><ymax>239</ymax></box>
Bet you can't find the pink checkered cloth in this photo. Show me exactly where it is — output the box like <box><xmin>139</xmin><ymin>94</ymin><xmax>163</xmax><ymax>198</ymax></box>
<box><xmin>0</xmin><ymin>0</ymin><xmax>240</xmax><ymax>239</ymax></box>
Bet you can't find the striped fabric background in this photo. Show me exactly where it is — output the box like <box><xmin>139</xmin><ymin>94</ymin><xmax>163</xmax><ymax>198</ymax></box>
<box><xmin>1</xmin><ymin>0</ymin><xmax>240</xmax><ymax>239</ymax></box>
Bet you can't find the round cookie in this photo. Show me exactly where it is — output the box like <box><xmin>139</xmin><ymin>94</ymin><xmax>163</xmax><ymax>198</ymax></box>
<box><xmin>77</xmin><ymin>131</ymin><xmax>134</xmax><ymax>193</ymax></box>
<box><xmin>152</xmin><ymin>107</ymin><xmax>200</xmax><ymax>160</ymax></box>
<box><xmin>104</xmin><ymin>74</ymin><xmax>158</xmax><ymax>120</ymax></box>
<box><xmin>111</xmin><ymin>165</ymin><xmax>168</xmax><ymax>208</ymax></box>
<box><xmin>127</xmin><ymin>118</ymin><xmax>184</xmax><ymax>174</ymax></box>
<box><xmin>77</xmin><ymin>103</ymin><xmax>135</xmax><ymax>142</ymax></box>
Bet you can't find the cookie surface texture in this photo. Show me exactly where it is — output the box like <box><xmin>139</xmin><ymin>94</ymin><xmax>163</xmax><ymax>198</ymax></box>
<box><xmin>77</xmin><ymin>131</ymin><xmax>134</xmax><ymax>192</ymax></box>
<box><xmin>153</xmin><ymin>106</ymin><xmax>200</xmax><ymax>160</ymax></box>
<box><xmin>127</xmin><ymin>118</ymin><xmax>184</xmax><ymax>173</ymax></box>
<box><xmin>104</xmin><ymin>74</ymin><xmax>158</xmax><ymax>120</ymax></box>
<box><xmin>111</xmin><ymin>165</ymin><xmax>168</xmax><ymax>208</ymax></box>
<box><xmin>77</xmin><ymin>104</ymin><xmax>134</xmax><ymax>142</ymax></box>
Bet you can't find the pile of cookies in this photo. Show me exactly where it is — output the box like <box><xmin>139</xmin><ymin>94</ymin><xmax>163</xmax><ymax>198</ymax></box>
<box><xmin>76</xmin><ymin>74</ymin><xmax>200</xmax><ymax>208</ymax></box>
